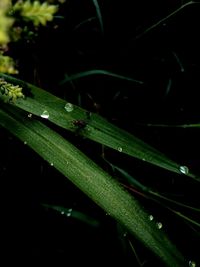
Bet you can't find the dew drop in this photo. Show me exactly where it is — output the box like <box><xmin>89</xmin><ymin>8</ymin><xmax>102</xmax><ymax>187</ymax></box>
<box><xmin>24</xmin><ymin>141</ymin><xmax>27</xmax><ymax>145</ymax></box>
<box><xmin>189</xmin><ymin>260</ymin><xmax>196</xmax><ymax>267</ymax></box>
<box><xmin>156</xmin><ymin>222</ymin><xmax>163</xmax><ymax>229</ymax></box>
<box><xmin>64</xmin><ymin>102</ymin><xmax>74</xmax><ymax>112</ymax></box>
<box><xmin>179</xmin><ymin>165</ymin><xmax>189</xmax><ymax>175</ymax></box>
<box><xmin>149</xmin><ymin>215</ymin><xmax>154</xmax><ymax>221</ymax></box>
<box><xmin>50</xmin><ymin>162</ymin><xmax>54</xmax><ymax>166</ymax></box>
<box><xmin>61</xmin><ymin>211</ymin><xmax>65</xmax><ymax>215</ymax></box>
<box><xmin>41</xmin><ymin>110</ymin><xmax>49</xmax><ymax>119</ymax></box>
<box><xmin>117</xmin><ymin>147</ymin><xmax>123</xmax><ymax>152</ymax></box>
<box><xmin>67</xmin><ymin>208</ymin><xmax>72</xmax><ymax>217</ymax></box>
<box><xmin>27</xmin><ymin>113</ymin><xmax>32</xmax><ymax>118</ymax></box>
<box><xmin>123</xmin><ymin>232</ymin><xmax>127</xmax><ymax>237</ymax></box>
<box><xmin>86</xmin><ymin>125</ymin><xmax>91</xmax><ymax>131</ymax></box>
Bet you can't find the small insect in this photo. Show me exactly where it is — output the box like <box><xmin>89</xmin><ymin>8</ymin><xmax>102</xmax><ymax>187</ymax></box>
<box><xmin>72</xmin><ymin>119</ymin><xmax>88</xmax><ymax>136</ymax></box>
<box><xmin>72</xmin><ymin>119</ymin><xmax>87</xmax><ymax>129</ymax></box>
<box><xmin>72</xmin><ymin>112</ymin><xmax>92</xmax><ymax>135</ymax></box>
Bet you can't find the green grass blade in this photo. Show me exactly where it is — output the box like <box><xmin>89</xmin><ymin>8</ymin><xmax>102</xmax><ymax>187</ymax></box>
<box><xmin>0</xmin><ymin>106</ymin><xmax>186</xmax><ymax>267</ymax></box>
<box><xmin>42</xmin><ymin>204</ymin><xmax>100</xmax><ymax>227</ymax></box>
<box><xmin>0</xmin><ymin>73</ymin><xmax>199</xmax><ymax>182</ymax></box>
<box><xmin>135</xmin><ymin>1</ymin><xmax>199</xmax><ymax>40</ymax></box>
<box><xmin>60</xmin><ymin>69</ymin><xmax>144</xmax><ymax>84</ymax></box>
<box><xmin>109</xmin><ymin>161</ymin><xmax>200</xmax><ymax>212</ymax></box>
<box><xmin>146</xmin><ymin>123</ymin><xmax>200</xmax><ymax>128</ymax></box>
<box><xmin>91</xmin><ymin>0</ymin><xmax>104</xmax><ymax>34</ymax></box>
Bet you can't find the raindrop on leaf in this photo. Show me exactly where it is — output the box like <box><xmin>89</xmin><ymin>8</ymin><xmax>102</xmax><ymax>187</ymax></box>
<box><xmin>149</xmin><ymin>215</ymin><xmax>154</xmax><ymax>221</ymax></box>
<box><xmin>67</xmin><ymin>208</ymin><xmax>72</xmax><ymax>217</ymax></box>
<box><xmin>179</xmin><ymin>165</ymin><xmax>189</xmax><ymax>175</ymax></box>
<box><xmin>64</xmin><ymin>102</ymin><xmax>74</xmax><ymax>112</ymax></box>
<box><xmin>156</xmin><ymin>222</ymin><xmax>163</xmax><ymax>229</ymax></box>
<box><xmin>117</xmin><ymin>147</ymin><xmax>123</xmax><ymax>152</ymax></box>
<box><xmin>189</xmin><ymin>260</ymin><xmax>196</xmax><ymax>267</ymax></box>
<box><xmin>41</xmin><ymin>110</ymin><xmax>49</xmax><ymax>119</ymax></box>
<box><xmin>27</xmin><ymin>113</ymin><xmax>32</xmax><ymax>118</ymax></box>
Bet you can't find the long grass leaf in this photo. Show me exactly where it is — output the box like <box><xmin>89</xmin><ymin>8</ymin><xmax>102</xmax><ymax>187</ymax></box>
<box><xmin>135</xmin><ymin>1</ymin><xmax>199</xmax><ymax>40</ymax></box>
<box><xmin>60</xmin><ymin>69</ymin><xmax>144</xmax><ymax>84</ymax></box>
<box><xmin>146</xmin><ymin>123</ymin><xmax>200</xmax><ymax>128</ymax></box>
<box><xmin>0</xmin><ymin>73</ymin><xmax>199</xmax><ymax>182</ymax></box>
<box><xmin>91</xmin><ymin>0</ymin><xmax>104</xmax><ymax>33</ymax></box>
<box><xmin>0</xmin><ymin>106</ymin><xmax>186</xmax><ymax>267</ymax></box>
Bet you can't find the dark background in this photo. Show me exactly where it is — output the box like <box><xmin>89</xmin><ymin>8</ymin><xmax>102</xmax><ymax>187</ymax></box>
<box><xmin>1</xmin><ymin>0</ymin><xmax>200</xmax><ymax>266</ymax></box>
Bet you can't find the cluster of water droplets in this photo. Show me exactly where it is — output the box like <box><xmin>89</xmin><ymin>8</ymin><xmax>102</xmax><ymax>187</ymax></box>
<box><xmin>148</xmin><ymin>214</ymin><xmax>163</xmax><ymax>229</ymax></box>
<box><xmin>61</xmin><ymin>208</ymin><xmax>73</xmax><ymax>217</ymax></box>
<box><xmin>40</xmin><ymin>102</ymin><xmax>74</xmax><ymax>120</ymax></box>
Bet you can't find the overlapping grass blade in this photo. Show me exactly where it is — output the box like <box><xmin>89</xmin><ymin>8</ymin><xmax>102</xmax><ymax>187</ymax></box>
<box><xmin>91</xmin><ymin>0</ymin><xmax>104</xmax><ymax>33</ymax></box>
<box><xmin>146</xmin><ymin>123</ymin><xmax>200</xmax><ymax>128</ymax></box>
<box><xmin>0</xmin><ymin>105</ymin><xmax>185</xmax><ymax>267</ymax></box>
<box><xmin>0</xmin><ymin>73</ymin><xmax>199</xmax><ymax>182</ymax></box>
<box><xmin>60</xmin><ymin>69</ymin><xmax>143</xmax><ymax>84</ymax></box>
<box><xmin>42</xmin><ymin>204</ymin><xmax>100</xmax><ymax>227</ymax></box>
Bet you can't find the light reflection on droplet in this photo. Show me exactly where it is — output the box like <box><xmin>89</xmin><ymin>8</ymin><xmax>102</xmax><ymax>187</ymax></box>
<box><xmin>64</xmin><ymin>102</ymin><xmax>74</xmax><ymax>112</ymax></box>
<box><xmin>41</xmin><ymin>110</ymin><xmax>49</xmax><ymax>119</ymax></box>
<box><xmin>179</xmin><ymin>165</ymin><xmax>189</xmax><ymax>175</ymax></box>
<box><xmin>28</xmin><ymin>113</ymin><xmax>32</xmax><ymax>118</ymax></box>
<box><xmin>156</xmin><ymin>222</ymin><xmax>163</xmax><ymax>229</ymax></box>
<box><xmin>24</xmin><ymin>141</ymin><xmax>27</xmax><ymax>145</ymax></box>
<box><xmin>50</xmin><ymin>162</ymin><xmax>54</xmax><ymax>166</ymax></box>
<box><xmin>189</xmin><ymin>260</ymin><xmax>196</xmax><ymax>267</ymax></box>
<box><xmin>67</xmin><ymin>208</ymin><xmax>72</xmax><ymax>217</ymax></box>
<box><xmin>61</xmin><ymin>211</ymin><xmax>65</xmax><ymax>215</ymax></box>
<box><xmin>149</xmin><ymin>215</ymin><xmax>154</xmax><ymax>221</ymax></box>
<box><xmin>86</xmin><ymin>125</ymin><xmax>91</xmax><ymax>131</ymax></box>
<box><xmin>117</xmin><ymin>147</ymin><xmax>123</xmax><ymax>152</ymax></box>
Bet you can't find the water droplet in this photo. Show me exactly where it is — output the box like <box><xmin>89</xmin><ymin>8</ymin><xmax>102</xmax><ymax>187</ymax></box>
<box><xmin>189</xmin><ymin>260</ymin><xmax>196</xmax><ymax>267</ymax></box>
<box><xmin>61</xmin><ymin>211</ymin><xmax>65</xmax><ymax>215</ymax></box>
<box><xmin>123</xmin><ymin>232</ymin><xmax>127</xmax><ymax>237</ymax></box>
<box><xmin>156</xmin><ymin>222</ymin><xmax>163</xmax><ymax>229</ymax></box>
<box><xmin>50</xmin><ymin>162</ymin><xmax>54</xmax><ymax>166</ymax></box>
<box><xmin>41</xmin><ymin>110</ymin><xmax>49</xmax><ymax>119</ymax></box>
<box><xmin>27</xmin><ymin>113</ymin><xmax>32</xmax><ymax>118</ymax></box>
<box><xmin>117</xmin><ymin>147</ymin><xmax>123</xmax><ymax>152</ymax></box>
<box><xmin>179</xmin><ymin>165</ymin><xmax>189</xmax><ymax>175</ymax></box>
<box><xmin>86</xmin><ymin>125</ymin><xmax>91</xmax><ymax>131</ymax></box>
<box><xmin>149</xmin><ymin>215</ymin><xmax>154</xmax><ymax>221</ymax></box>
<box><xmin>64</xmin><ymin>102</ymin><xmax>74</xmax><ymax>112</ymax></box>
<box><xmin>24</xmin><ymin>141</ymin><xmax>27</xmax><ymax>145</ymax></box>
<box><xmin>67</xmin><ymin>208</ymin><xmax>72</xmax><ymax>217</ymax></box>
